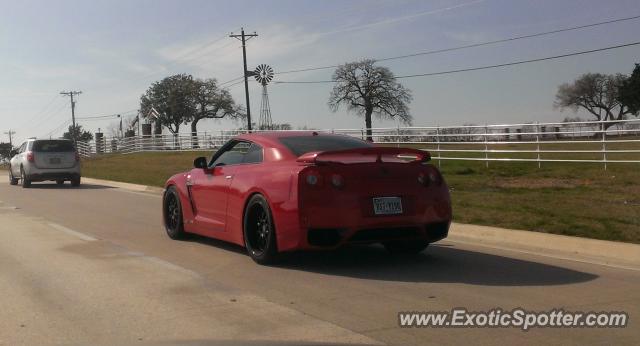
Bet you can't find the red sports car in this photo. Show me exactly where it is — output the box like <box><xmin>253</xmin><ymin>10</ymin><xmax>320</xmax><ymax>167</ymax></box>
<box><xmin>163</xmin><ymin>131</ymin><xmax>451</xmax><ymax>264</ymax></box>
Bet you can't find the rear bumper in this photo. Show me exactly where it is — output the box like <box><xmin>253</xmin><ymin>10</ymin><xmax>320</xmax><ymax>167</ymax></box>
<box><xmin>24</xmin><ymin>165</ymin><xmax>81</xmax><ymax>182</ymax></box>
<box><xmin>305</xmin><ymin>221</ymin><xmax>450</xmax><ymax>249</ymax></box>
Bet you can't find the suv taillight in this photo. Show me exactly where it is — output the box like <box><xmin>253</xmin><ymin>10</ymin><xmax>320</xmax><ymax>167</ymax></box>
<box><xmin>26</xmin><ymin>152</ymin><xmax>35</xmax><ymax>162</ymax></box>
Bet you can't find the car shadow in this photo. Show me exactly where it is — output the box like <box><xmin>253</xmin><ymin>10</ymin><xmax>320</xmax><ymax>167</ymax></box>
<box><xmin>271</xmin><ymin>243</ymin><xmax>598</xmax><ymax>286</ymax></box>
<box><xmin>25</xmin><ymin>183</ymin><xmax>115</xmax><ymax>190</ymax></box>
<box><xmin>185</xmin><ymin>233</ymin><xmax>598</xmax><ymax>286</ymax></box>
<box><xmin>184</xmin><ymin>234</ymin><xmax>248</xmax><ymax>255</ymax></box>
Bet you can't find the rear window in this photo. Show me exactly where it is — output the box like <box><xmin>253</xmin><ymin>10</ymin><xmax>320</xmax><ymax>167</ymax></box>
<box><xmin>279</xmin><ymin>135</ymin><xmax>372</xmax><ymax>156</ymax></box>
<box><xmin>33</xmin><ymin>140</ymin><xmax>75</xmax><ymax>152</ymax></box>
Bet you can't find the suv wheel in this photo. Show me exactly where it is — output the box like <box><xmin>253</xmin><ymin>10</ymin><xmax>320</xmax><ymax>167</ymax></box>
<box><xmin>21</xmin><ymin>167</ymin><xmax>31</xmax><ymax>188</ymax></box>
<box><xmin>71</xmin><ymin>176</ymin><xmax>81</xmax><ymax>187</ymax></box>
<box><xmin>9</xmin><ymin>167</ymin><xmax>18</xmax><ymax>185</ymax></box>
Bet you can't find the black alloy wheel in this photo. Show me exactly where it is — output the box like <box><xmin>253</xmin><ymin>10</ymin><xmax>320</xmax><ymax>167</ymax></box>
<box><xmin>243</xmin><ymin>194</ymin><xmax>278</xmax><ymax>264</ymax></box>
<box><xmin>163</xmin><ymin>186</ymin><xmax>186</xmax><ymax>239</ymax></box>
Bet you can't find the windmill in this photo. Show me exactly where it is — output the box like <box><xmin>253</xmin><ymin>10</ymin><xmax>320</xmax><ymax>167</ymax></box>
<box><xmin>254</xmin><ymin>64</ymin><xmax>274</xmax><ymax>130</ymax></box>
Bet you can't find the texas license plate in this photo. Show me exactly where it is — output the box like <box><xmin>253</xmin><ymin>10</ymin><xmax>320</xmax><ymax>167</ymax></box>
<box><xmin>49</xmin><ymin>157</ymin><xmax>61</xmax><ymax>164</ymax></box>
<box><xmin>373</xmin><ymin>197</ymin><xmax>403</xmax><ymax>215</ymax></box>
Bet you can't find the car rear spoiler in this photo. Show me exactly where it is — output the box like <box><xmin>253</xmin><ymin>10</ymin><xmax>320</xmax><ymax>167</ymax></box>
<box><xmin>296</xmin><ymin>147</ymin><xmax>431</xmax><ymax>164</ymax></box>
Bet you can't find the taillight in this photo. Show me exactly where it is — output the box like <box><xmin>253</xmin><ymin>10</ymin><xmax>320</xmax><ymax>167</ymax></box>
<box><xmin>330</xmin><ymin>174</ymin><xmax>344</xmax><ymax>189</ymax></box>
<box><xmin>418</xmin><ymin>168</ymin><xmax>442</xmax><ymax>186</ymax></box>
<box><xmin>428</xmin><ymin>171</ymin><xmax>441</xmax><ymax>185</ymax></box>
<box><xmin>418</xmin><ymin>172</ymin><xmax>427</xmax><ymax>185</ymax></box>
<box><xmin>26</xmin><ymin>152</ymin><xmax>35</xmax><ymax>162</ymax></box>
<box><xmin>304</xmin><ymin>170</ymin><xmax>322</xmax><ymax>186</ymax></box>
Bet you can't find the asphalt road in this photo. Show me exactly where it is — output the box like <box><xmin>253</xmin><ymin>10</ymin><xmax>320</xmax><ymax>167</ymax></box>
<box><xmin>1</xmin><ymin>180</ymin><xmax>639</xmax><ymax>345</ymax></box>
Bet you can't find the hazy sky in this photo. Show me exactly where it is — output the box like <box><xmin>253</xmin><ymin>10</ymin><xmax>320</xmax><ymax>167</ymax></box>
<box><xmin>2</xmin><ymin>0</ymin><xmax>640</xmax><ymax>143</ymax></box>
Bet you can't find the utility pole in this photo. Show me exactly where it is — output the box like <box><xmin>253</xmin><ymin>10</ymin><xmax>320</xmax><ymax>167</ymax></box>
<box><xmin>230</xmin><ymin>28</ymin><xmax>258</xmax><ymax>132</ymax></box>
<box><xmin>117</xmin><ymin>114</ymin><xmax>122</xmax><ymax>138</ymax></box>
<box><xmin>60</xmin><ymin>90</ymin><xmax>82</xmax><ymax>143</ymax></box>
<box><xmin>4</xmin><ymin>130</ymin><xmax>15</xmax><ymax>147</ymax></box>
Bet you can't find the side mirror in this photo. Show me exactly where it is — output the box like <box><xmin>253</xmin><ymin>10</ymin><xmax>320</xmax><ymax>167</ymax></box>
<box><xmin>9</xmin><ymin>149</ymin><xmax>18</xmax><ymax>157</ymax></box>
<box><xmin>194</xmin><ymin>157</ymin><xmax>208</xmax><ymax>169</ymax></box>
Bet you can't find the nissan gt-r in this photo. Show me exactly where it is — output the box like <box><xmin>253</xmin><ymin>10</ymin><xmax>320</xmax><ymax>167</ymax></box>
<box><xmin>163</xmin><ymin>131</ymin><xmax>452</xmax><ymax>264</ymax></box>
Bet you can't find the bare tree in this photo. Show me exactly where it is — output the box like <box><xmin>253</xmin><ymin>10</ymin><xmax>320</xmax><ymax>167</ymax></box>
<box><xmin>555</xmin><ymin>73</ymin><xmax>635</xmax><ymax>130</ymax></box>
<box><xmin>329</xmin><ymin>59</ymin><xmax>412</xmax><ymax>141</ymax></box>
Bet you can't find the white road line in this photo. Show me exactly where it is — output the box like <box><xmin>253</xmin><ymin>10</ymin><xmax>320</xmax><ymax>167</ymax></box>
<box><xmin>48</xmin><ymin>222</ymin><xmax>98</xmax><ymax>242</ymax></box>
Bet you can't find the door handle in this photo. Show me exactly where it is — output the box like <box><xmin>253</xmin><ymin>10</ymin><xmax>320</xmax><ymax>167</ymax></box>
<box><xmin>225</xmin><ymin>175</ymin><xmax>233</xmax><ymax>179</ymax></box>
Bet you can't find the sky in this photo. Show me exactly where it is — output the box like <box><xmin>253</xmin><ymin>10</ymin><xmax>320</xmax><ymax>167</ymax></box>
<box><xmin>2</xmin><ymin>0</ymin><xmax>640</xmax><ymax>144</ymax></box>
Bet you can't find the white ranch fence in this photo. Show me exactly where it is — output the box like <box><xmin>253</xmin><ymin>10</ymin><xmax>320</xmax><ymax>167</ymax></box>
<box><xmin>75</xmin><ymin>119</ymin><xmax>640</xmax><ymax>169</ymax></box>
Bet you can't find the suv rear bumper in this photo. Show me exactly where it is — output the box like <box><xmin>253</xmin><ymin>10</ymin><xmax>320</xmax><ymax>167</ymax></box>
<box><xmin>24</xmin><ymin>165</ymin><xmax>81</xmax><ymax>182</ymax></box>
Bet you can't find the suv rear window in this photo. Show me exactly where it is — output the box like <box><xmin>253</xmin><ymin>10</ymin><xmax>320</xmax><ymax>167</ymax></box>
<box><xmin>33</xmin><ymin>140</ymin><xmax>75</xmax><ymax>152</ymax></box>
<box><xmin>279</xmin><ymin>135</ymin><xmax>372</xmax><ymax>156</ymax></box>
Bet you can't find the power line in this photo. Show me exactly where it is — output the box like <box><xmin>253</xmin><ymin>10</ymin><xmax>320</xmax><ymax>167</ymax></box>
<box><xmin>76</xmin><ymin>109</ymin><xmax>138</xmax><ymax>120</ymax></box>
<box><xmin>219</xmin><ymin>75</ymin><xmax>245</xmax><ymax>87</ymax></box>
<box><xmin>32</xmin><ymin>102</ymin><xmax>70</xmax><ymax>131</ymax></box>
<box><xmin>41</xmin><ymin>119</ymin><xmax>71</xmax><ymax>139</ymax></box>
<box><xmin>93</xmin><ymin>28</ymin><xmax>241</xmax><ymax>92</ymax></box>
<box><xmin>16</xmin><ymin>94</ymin><xmax>63</xmax><ymax>129</ymax></box>
<box><xmin>274</xmin><ymin>41</ymin><xmax>640</xmax><ymax>84</ymax></box>
<box><xmin>275</xmin><ymin>14</ymin><xmax>640</xmax><ymax>76</ymax></box>
<box><xmin>223</xmin><ymin>79</ymin><xmax>246</xmax><ymax>90</ymax></box>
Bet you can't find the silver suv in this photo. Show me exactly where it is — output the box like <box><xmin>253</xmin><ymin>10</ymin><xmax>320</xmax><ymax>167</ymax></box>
<box><xmin>9</xmin><ymin>139</ymin><xmax>81</xmax><ymax>188</ymax></box>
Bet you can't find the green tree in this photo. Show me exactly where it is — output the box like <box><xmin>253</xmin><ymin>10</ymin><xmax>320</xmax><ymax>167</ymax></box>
<box><xmin>619</xmin><ymin>63</ymin><xmax>640</xmax><ymax>115</ymax></box>
<box><xmin>191</xmin><ymin>78</ymin><xmax>243</xmax><ymax>147</ymax></box>
<box><xmin>140</xmin><ymin>74</ymin><xmax>196</xmax><ymax>135</ymax></box>
<box><xmin>63</xmin><ymin>124</ymin><xmax>94</xmax><ymax>142</ymax></box>
<box><xmin>555</xmin><ymin>73</ymin><xmax>635</xmax><ymax>130</ymax></box>
<box><xmin>0</xmin><ymin>142</ymin><xmax>12</xmax><ymax>160</ymax></box>
<box><xmin>329</xmin><ymin>59</ymin><xmax>412</xmax><ymax>141</ymax></box>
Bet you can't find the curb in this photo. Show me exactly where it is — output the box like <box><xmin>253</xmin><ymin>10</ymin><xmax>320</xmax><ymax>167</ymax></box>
<box><xmin>82</xmin><ymin>176</ymin><xmax>164</xmax><ymax>195</ymax></box>
<box><xmin>449</xmin><ymin>223</ymin><xmax>640</xmax><ymax>270</ymax></box>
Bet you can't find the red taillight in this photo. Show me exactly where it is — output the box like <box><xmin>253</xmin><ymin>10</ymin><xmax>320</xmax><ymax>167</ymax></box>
<box><xmin>419</xmin><ymin>168</ymin><xmax>442</xmax><ymax>186</ymax></box>
<box><xmin>26</xmin><ymin>152</ymin><xmax>35</xmax><ymax>162</ymax></box>
<box><xmin>330</xmin><ymin>174</ymin><xmax>344</xmax><ymax>189</ymax></box>
<box><xmin>304</xmin><ymin>170</ymin><xmax>322</xmax><ymax>187</ymax></box>
<box><xmin>418</xmin><ymin>172</ymin><xmax>427</xmax><ymax>186</ymax></box>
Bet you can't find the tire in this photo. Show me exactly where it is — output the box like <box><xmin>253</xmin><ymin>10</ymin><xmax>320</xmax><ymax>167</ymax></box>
<box><xmin>243</xmin><ymin>194</ymin><xmax>278</xmax><ymax>265</ymax></box>
<box><xmin>163</xmin><ymin>186</ymin><xmax>186</xmax><ymax>240</ymax></box>
<box><xmin>21</xmin><ymin>167</ymin><xmax>31</xmax><ymax>188</ymax></box>
<box><xmin>56</xmin><ymin>180</ymin><xmax>65</xmax><ymax>185</ymax></box>
<box><xmin>9</xmin><ymin>167</ymin><xmax>18</xmax><ymax>185</ymax></box>
<box><xmin>70</xmin><ymin>176</ymin><xmax>81</xmax><ymax>187</ymax></box>
<box><xmin>383</xmin><ymin>240</ymin><xmax>429</xmax><ymax>255</ymax></box>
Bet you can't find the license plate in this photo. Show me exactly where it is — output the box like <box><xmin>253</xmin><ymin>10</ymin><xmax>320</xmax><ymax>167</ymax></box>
<box><xmin>373</xmin><ymin>197</ymin><xmax>403</xmax><ymax>215</ymax></box>
<box><xmin>50</xmin><ymin>158</ymin><xmax>61</xmax><ymax>164</ymax></box>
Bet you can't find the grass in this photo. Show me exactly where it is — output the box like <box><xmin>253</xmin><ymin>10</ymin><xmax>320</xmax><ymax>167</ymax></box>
<box><xmin>79</xmin><ymin>148</ymin><xmax>640</xmax><ymax>244</ymax></box>
<box><xmin>80</xmin><ymin>151</ymin><xmax>205</xmax><ymax>187</ymax></box>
